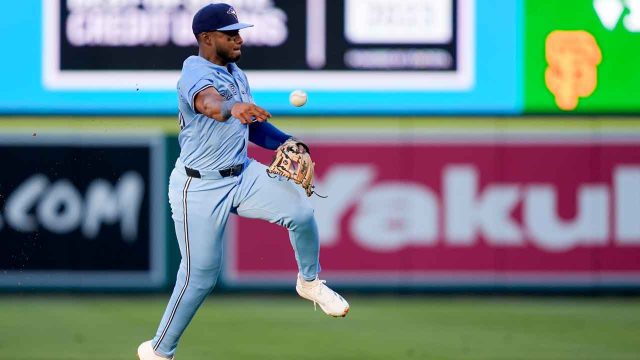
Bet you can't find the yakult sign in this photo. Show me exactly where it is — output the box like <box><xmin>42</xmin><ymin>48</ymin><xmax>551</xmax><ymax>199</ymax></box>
<box><xmin>226</xmin><ymin>134</ymin><xmax>640</xmax><ymax>288</ymax></box>
<box><xmin>314</xmin><ymin>164</ymin><xmax>638</xmax><ymax>252</ymax></box>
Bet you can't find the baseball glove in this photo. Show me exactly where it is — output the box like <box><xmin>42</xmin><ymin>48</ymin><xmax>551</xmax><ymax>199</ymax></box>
<box><xmin>266</xmin><ymin>139</ymin><xmax>320</xmax><ymax>197</ymax></box>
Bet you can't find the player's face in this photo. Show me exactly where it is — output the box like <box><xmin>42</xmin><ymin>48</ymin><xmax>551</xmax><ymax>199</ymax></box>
<box><xmin>213</xmin><ymin>30</ymin><xmax>244</xmax><ymax>63</ymax></box>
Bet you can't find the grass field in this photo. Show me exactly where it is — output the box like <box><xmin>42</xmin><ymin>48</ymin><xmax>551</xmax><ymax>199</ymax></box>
<box><xmin>0</xmin><ymin>295</ymin><xmax>639</xmax><ymax>360</ymax></box>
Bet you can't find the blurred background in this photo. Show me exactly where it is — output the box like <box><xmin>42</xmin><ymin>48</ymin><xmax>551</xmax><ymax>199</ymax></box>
<box><xmin>1</xmin><ymin>1</ymin><xmax>640</xmax><ymax>359</ymax></box>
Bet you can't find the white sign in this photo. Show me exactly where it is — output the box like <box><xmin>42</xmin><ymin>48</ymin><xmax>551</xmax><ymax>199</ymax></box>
<box><xmin>42</xmin><ymin>0</ymin><xmax>475</xmax><ymax>91</ymax></box>
<box><xmin>345</xmin><ymin>0</ymin><xmax>453</xmax><ymax>44</ymax></box>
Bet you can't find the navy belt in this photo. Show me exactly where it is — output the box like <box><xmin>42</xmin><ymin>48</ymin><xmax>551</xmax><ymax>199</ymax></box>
<box><xmin>185</xmin><ymin>163</ymin><xmax>244</xmax><ymax>179</ymax></box>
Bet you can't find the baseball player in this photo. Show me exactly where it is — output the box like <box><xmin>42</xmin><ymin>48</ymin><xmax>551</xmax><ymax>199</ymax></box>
<box><xmin>137</xmin><ymin>3</ymin><xmax>349</xmax><ymax>359</ymax></box>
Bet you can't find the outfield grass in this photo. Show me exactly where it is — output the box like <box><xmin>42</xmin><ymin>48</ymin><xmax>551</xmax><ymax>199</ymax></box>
<box><xmin>0</xmin><ymin>295</ymin><xmax>638</xmax><ymax>360</ymax></box>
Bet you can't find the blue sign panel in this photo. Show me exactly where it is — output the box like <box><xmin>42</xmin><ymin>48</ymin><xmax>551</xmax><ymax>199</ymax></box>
<box><xmin>0</xmin><ymin>0</ymin><xmax>520</xmax><ymax>115</ymax></box>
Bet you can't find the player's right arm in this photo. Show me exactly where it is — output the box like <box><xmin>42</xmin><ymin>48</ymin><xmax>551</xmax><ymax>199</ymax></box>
<box><xmin>194</xmin><ymin>87</ymin><xmax>271</xmax><ymax>124</ymax></box>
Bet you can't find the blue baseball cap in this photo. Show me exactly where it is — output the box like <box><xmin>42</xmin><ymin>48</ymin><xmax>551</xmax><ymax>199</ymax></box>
<box><xmin>192</xmin><ymin>3</ymin><xmax>253</xmax><ymax>35</ymax></box>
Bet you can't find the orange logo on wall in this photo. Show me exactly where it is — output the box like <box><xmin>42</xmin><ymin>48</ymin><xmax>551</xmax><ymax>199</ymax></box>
<box><xmin>545</xmin><ymin>30</ymin><xmax>602</xmax><ymax>111</ymax></box>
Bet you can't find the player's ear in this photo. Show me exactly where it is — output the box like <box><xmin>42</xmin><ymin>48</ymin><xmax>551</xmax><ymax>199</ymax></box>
<box><xmin>197</xmin><ymin>32</ymin><xmax>210</xmax><ymax>45</ymax></box>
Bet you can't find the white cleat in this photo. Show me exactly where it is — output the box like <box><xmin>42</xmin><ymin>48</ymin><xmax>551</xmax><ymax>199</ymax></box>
<box><xmin>137</xmin><ymin>340</ymin><xmax>174</xmax><ymax>360</ymax></box>
<box><xmin>296</xmin><ymin>274</ymin><xmax>350</xmax><ymax>317</ymax></box>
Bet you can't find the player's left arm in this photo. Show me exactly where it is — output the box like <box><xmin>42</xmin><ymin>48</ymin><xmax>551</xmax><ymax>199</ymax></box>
<box><xmin>249</xmin><ymin>121</ymin><xmax>296</xmax><ymax>150</ymax></box>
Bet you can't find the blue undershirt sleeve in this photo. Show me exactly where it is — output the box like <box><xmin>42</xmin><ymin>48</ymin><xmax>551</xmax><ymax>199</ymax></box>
<box><xmin>249</xmin><ymin>121</ymin><xmax>291</xmax><ymax>150</ymax></box>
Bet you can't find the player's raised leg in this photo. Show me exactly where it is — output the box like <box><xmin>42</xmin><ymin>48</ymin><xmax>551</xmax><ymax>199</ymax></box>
<box><xmin>234</xmin><ymin>160</ymin><xmax>349</xmax><ymax>317</ymax></box>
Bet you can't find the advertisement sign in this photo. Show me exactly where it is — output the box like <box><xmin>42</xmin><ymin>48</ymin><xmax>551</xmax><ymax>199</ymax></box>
<box><xmin>0</xmin><ymin>0</ymin><xmax>518</xmax><ymax>114</ymax></box>
<box><xmin>0</xmin><ymin>134</ymin><xmax>166</xmax><ymax>289</ymax></box>
<box><xmin>45</xmin><ymin>0</ymin><xmax>471</xmax><ymax>91</ymax></box>
<box><xmin>225</xmin><ymin>132</ymin><xmax>640</xmax><ymax>288</ymax></box>
<box><xmin>524</xmin><ymin>0</ymin><xmax>640</xmax><ymax>113</ymax></box>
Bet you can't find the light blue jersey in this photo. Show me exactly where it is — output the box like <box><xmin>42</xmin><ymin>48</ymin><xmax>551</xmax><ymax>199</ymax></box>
<box><xmin>177</xmin><ymin>55</ymin><xmax>253</xmax><ymax>170</ymax></box>
<box><xmin>143</xmin><ymin>4</ymin><xmax>347</xmax><ymax>358</ymax></box>
<box><xmin>151</xmin><ymin>54</ymin><xmax>322</xmax><ymax>357</ymax></box>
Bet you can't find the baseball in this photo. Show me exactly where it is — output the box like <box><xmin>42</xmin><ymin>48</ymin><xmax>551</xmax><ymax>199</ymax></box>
<box><xmin>289</xmin><ymin>89</ymin><xmax>308</xmax><ymax>107</ymax></box>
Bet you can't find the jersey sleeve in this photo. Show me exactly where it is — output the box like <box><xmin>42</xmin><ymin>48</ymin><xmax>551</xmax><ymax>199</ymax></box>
<box><xmin>179</xmin><ymin>76</ymin><xmax>215</xmax><ymax>113</ymax></box>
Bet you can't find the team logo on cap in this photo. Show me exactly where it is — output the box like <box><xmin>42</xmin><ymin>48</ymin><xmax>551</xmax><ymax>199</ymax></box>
<box><xmin>227</xmin><ymin>6</ymin><xmax>238</xmax><ymax>20</ymax></box>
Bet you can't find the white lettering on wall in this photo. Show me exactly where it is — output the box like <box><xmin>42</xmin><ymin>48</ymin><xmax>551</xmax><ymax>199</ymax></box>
<box><xmin>524</xmin><ymin>185</ymin><xmax>609</xmax><ymax>252</ymax></box>
<box><xmin>64</xmin><ymin>0</ymin><xmax>288</xmax><ymax>47</ymax></box>
<box><xmin>1</xmin><ymin>173</ymin><xmax>145</xmax><ymax>241</ymax></box>
<box><xmin>311</xmin><ymin>164</ymin><xmax>640</xmax><ymax>253</ymax></box>
<box><xmin>5</xmin><ymin>174</ymin><xmax>50</xmax><ymax>232</ymax></box>
<box><xmin>37</xmin><ymin>179</ymin><xmax>84</xmax><ymax>234</ymax></box>
<box><xmin>82</xmin><ymin>171</ymin><xmax>145</xmax><ymax>242</ymax></box>
<box><xmin>615</xmin><ymin>166</ymin><xmax>640</xmax><ymax>244</ymax></box>
<box><xmin>351</xmin><ymin>182</ymin><xmax>438</xmax><ymax>251</ymax></box>
<box><xmin>311</xmin><ymin>165</ymin><xmax>376</xmax><ymax>246</ymax></box>
<box><xmin>444</xmin><ymin>166</ymin><xmax>523</xmax><ymax>246</ymax></box>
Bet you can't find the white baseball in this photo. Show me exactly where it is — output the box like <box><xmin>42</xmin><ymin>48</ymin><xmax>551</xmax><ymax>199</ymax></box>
<box><xmin>289</xmin><ymin>89</ymin><xmax>308</xmax><ymax>107</ymax></box>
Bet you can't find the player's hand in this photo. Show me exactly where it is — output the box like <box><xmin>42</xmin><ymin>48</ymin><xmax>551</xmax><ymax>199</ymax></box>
<box><xmin>231</xmin><ymin>103</ymin><xmax>271</xmax><ymax>124</ymax></box>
